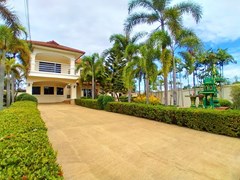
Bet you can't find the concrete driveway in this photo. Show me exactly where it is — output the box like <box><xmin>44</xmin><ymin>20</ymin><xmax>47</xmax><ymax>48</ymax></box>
<box><xmin>38</xmin><ymin>103</ymin><xmax>240</xmax><ymax>180</ymax></box>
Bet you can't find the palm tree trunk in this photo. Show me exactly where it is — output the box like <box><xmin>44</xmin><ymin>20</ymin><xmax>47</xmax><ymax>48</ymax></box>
<box><xmin>143</xmin><ymin>73</ymin><xmax>146</xmax><ymax>95</ymax></box>
<box><xmin>193</xmin><ymin>71</ymin><xmax>196</xmax><ymax>94</ymax></box>
<box><xmin>188</xmin><ymin>74</ymin><xmax>191</xmax><ymax>95</ymax></box>
<box><xmin>11</xmin><ymin>73</ymin><xmax>15</xmax><ymax>104</ymax></box>
<box><xmin>0</xmin><ymin>50</ymin><xmax>6</xmax><ymax>110</ymax></box>
<box><xmin>180</xmin><ymin>72</ymin><xmax>184</xmax><ymax>107</ymax></box>
<box><xmin>92</xmin><ymin>75</ymin><xmax>95</xmax><ymax>99</ymax></box>
<box><xmin>128</xmin><ymin>88</ymin><xmax>131</xmax><ymax>103</ymax></box>
<box><xmin>138</xmin><ymin>77</ymin><xmax>141</xmax><ymax>95</ymax></box>
<box><xmin>172</xmin><ymin>56</ymin><xmax>177</xmax><ymax>106</ymax></box>
<box><xmin>6</xmin><ymin>74</ymin><xmax>10</xmax><ymax>107</ymax></box>
<box><xmin>146</xmin><ymin>77</ymin><xmax>150</xmax><ymax>104</ymax></box>
<box><xmin>164</xmin><ymin>76</ymin><xmax>168</xmax><ymax>106</ymax></box>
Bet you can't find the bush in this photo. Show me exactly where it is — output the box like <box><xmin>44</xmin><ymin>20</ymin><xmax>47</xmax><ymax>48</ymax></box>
<box><xmin>97</xmin><ymin>95</ymin><xmax>105</xmax><ymax>110</ymax></box>
<box><xmin>0</xmin><ymin>101</ymin><xmax>62</xmax><ymax>179</ymax></box>
<box><xmin>133</xmin><ymin>94</ymin><xmax>160</xmax><ymax>105</ymax></box>
<box><xmin>219</xmin><ymin>98</ymin><xmax>232</xmax><ymax>107</ymax></box>
<box><xmin>75</xmin><ymin>99</ymin><xmax>100</xmax><ymax>109</ymax></box>
<box><xmin>16</xmin><ymin>93</ymin><xmax>38</xmax><ymax>103</ymax></box>
<box><xmin>102</xmin><ymin>95</ymin><xmax>114</xmax><ymax>109</ymax></box>
<box><xmin>105</xmin><ymin>102</ymin><xmax>240</xmax><ymax>137</ymax></box>
<box><xmin>119</xmin><ymin>96</ymin><xmax>128</xmax><ymax>102</ymax></box>
<box><xmin>230</xmin><ymin>85</ymin><xmax>240</xmax><ymax>109</ymax></box>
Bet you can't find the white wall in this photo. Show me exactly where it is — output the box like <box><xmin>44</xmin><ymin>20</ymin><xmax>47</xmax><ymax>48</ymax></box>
<box><xmin>152</xmin><ymin>85</ymin><xmax>234</xmax><ymax>107</ymax></box>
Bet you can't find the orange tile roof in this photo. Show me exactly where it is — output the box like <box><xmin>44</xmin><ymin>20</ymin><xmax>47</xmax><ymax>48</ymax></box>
<box><xmin>29</xmin><ymin>40</ymin><xmax>85</xmax><ymax>54</ymax></box>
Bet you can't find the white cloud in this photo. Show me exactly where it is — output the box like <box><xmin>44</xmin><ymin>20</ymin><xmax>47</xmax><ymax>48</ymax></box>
<box><xmin>7</xmin><ymin>0</ymin><xmax>240</xmax><ymax>55</ymax></box>
<box><xmin>179</xmin><ymin>0</ymin><xmax>240</xmax><ymax>43</ymax></box>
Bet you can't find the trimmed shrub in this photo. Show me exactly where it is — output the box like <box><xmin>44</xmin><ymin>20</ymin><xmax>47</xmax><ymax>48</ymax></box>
<box><xmin>102</xmin><ymin>95</ymin><xmax>114</xmax><ymax>109</ymax></box>
<box><xmin>219</xmin><ymin>98</ymin><xmax>232</xmax><ymax>107</ymax></box>
<box><xmin>119</xmin><ymin>96</ymin><xmax>128</xmax><ymax>102</ymax></box>
<box><xmin>230</xmin><ymin>85</ymin><xmax>240</xmax><ymax>109</ymax></box>
<box><xmin>97</xmin><ymin>95</ymin><xmax>105</xmax><ymax>110</ymax></box>
<box><xmin>105</xmin><ymin>102</ymin><xmax>240</xmax><ymax>137</ymax></box>
<box><xmin>16</xmin><ymin>93</ymin><xmax>38</xmax><ymax>103</ymax></box>
<box><xmin>75</xmin><ymin>99</ymin><xmax>100</xmax><ymax>109</ymax></box>
<box><xmin>76</xmin><ymin>95</ymin><xmax>114</xmax><ymax>110</ymax></box>
<box><xmin>0</xmin><ymin>101</ymin><xmax>62</xmax><ymax>179</ymax></box>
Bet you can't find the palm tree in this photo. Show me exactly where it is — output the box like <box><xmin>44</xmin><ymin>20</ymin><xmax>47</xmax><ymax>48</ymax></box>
<box><xmin>104</xmin><ymin>32</ymin><xmax>146</xmax><ymax>99</ymax></box>
<box><xmin>170</xmin><ymin>29</ymin><xmax>202</xmax><ymax>104</ymax></box>
<box><xmin>0</xmin><ymin>25</ymin><xmax>30</xmax><ymax>109</ymax></box>
<box><xmin>0</xmin><ymin>25</ymin><xmax>14</xmax><ymax>109</ymax></box>
<box><xmin>0</xmin><ymin>0</ymin><xmax>21</xmax><ymax>34</ymax></box>
<box><xmin>139</xmin><ymin>39</ymin><xmax>160</xmax><ymax>104</ymax></box>
<box><xmin>216</xmin><ymin>48</ymin><xmax>235</xmax><ymax>78</ymax></box>
<box><xmin>5</xmin><ymin>58</ymin><xmax>24</xmax><ymax>106</ymax></box>
<box><xmin>125</xmin><ymin>0</ymin><xmax>202</xmax><ymax>105</ymax></box>
<box><xmin>76</xmin><ymin>53</ymin><xmax>103</xmax><ymax>99</ymax></box>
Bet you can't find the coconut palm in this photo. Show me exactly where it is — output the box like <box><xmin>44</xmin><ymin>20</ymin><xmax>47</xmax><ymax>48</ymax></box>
<box><xmin>76</xmin><ymin>53</ymin><xmax>103</xmax><ymax>99</ymax></box>
<box><xmin>0</xmin><ymin>25</ymin><xmax>30</xmax><ymax>109</ymax></box>
<box><xmin>5</xmin><ymin>58</ymin><xmax>24</xmax><ymax>106</ymax></box>
<box><xmin>125</xmin><ymin>0</ymin><xmax>202</xmax><ymax>105</ymax></box>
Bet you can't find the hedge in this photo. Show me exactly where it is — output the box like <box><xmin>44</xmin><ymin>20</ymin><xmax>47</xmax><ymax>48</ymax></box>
<box><xmin>0</xmin><ymin>101</ymin><xmax>63</xmax><ymax>179</ymax></box>
<box><xmin>16</xmin><ymin>93</ymin><xmax>38</xmax><ymax>103</ymax></box>
<box><xmin>75</xmin><ymin>99</ymin><xmax>100</xmax><ymax>109</ymax></box>
<box><xmin>105</xmin><ymin>102</ymin><xmax>240</xmax><ymax>137</ymax></box>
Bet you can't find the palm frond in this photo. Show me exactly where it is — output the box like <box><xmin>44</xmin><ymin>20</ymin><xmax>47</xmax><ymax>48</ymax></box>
<box><xmin>176</xmin><ymin>1</ymin><xmax>202</xmax><ymax>23</ymax></box>
<box><xmin>124</xmin><ymin>12</ymin><xmax>159</xmax><ymax>32</ymax></box>
<box><xmin>153</xmin><ymin>0</ymin><xmax>171</xmax><ymax>12</ymax></box>
<box><xmin>128</xmin><ymin>0</ymin><xmax>155</xmax><ymax>14</ymax></box>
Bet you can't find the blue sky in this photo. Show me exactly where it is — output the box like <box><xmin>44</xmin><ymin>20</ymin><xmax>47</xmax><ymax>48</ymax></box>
<box><xmin>7</xmin><ymin>0</ymin><xmax>240</xmax><ymax>82</ymax></box>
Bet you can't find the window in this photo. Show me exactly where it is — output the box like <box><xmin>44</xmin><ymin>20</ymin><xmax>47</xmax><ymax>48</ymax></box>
<box><xmin>57</xmin><ymin>87</ymin><xmax>64</xmax><ymax>95</ymax></box>
<box><xmin>83</xmin><ymin>89</ymin><xmax>92</xmax><ymax>97</ymax></box>
<box><xmin>44</xmin><ymin>86</ymin><xmax>54</xmax><ymax>95</ymax></box>
<box><xmin>32</xmin><ymin>87</ymin><xmax>41</xmax><ymax>95</ymax></box>
<box><xmin>39</xmin><ymin>62</ymin><xmax>61</xmax><ymax>73</ymax></box>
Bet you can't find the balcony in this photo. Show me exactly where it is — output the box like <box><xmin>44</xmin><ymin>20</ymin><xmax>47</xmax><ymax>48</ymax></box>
<box><xmin>29</xmin><ymin>60</ymin><xmax>80</xmax><ymax>80</ymax></box>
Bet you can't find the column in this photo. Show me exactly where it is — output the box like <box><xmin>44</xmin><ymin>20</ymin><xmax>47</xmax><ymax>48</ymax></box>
<box><xmin>30</xmin><ymin>53</ymin><xmax>36</xmax><ymax>71</ymax></box>
<box><xmin>26</xmin><ymin>81</ymin><xmax>33</xmax><ymax>94</ymax></box>
<box><xmin>70</xmin><ymin>58</ymin><xmax>75</xmax><ymax>75</ymax></box>
<box><xmin>70</xmin><ymin>83</ymin><xmax>77</xmax><ymax>103</ymax></box>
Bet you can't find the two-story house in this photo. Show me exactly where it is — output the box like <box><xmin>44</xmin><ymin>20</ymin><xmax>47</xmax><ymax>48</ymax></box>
<box><xmin>26</xmin><ymin>40</ymin><xmax>85</xmax><ymax>103</ymax></box>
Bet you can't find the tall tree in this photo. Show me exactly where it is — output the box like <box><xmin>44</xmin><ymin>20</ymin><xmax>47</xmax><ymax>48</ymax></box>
<box><xmin>5</xmin><ymin>58</ymin><xmax>24</xmax><ymax>106</ymax></box>
<box><xmin>76</xmin><ymin>53</ymin><xmax>103</xmax><ymax>99</ymax></box>
<box><xmin>125</xmin><ymin>0</ymin><xmax>202</xmax><ymax>105</ymax></box>
<box><xmin>171</xmin><ymin>29</ymin><xmax>202</xmax><ymax>104</ymax></box>
<box><xmin>0</xmin><ymin>25</ymin><xmax>30</xmax><ymax>109</ymax></box>
<box><xmin>139</xmin><ymin>38</ymin><xmax>160</xmax><ymax>104</ymax></box>
<box><xmin>103</xmin><ymin>32</ymin><xmax>145</xmax><ymax>100</ymax></box>
<box><xmin>216</xmin><ymin>48</ymin><xmax>235</xmax><ymax>78</ymax></box>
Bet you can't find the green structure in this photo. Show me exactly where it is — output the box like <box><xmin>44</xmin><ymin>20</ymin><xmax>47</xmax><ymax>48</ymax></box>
<box><xmin>198</xmin><ymin>77</ymin><xmax>220</xmax><ymax>108</ymax></box>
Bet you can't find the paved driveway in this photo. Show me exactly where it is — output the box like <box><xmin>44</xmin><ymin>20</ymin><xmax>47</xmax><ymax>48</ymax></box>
<box><xmin>38</xmin><ymin>103</ymin><xmax>240</xmax><ymax>180</ymax></box>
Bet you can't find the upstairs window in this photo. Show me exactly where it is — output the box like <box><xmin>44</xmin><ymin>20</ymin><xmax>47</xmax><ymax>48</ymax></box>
<box><xmin>39</xmin><ymin>62</ymin><xmax>61</xmax><ymax>73</ymax></box>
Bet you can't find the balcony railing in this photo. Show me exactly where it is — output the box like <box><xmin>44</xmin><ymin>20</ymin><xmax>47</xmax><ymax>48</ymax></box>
<box><xmin>35</xmin><ymin>60</ymin><xmax>73</xmax><ymax>75</ymax></box>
